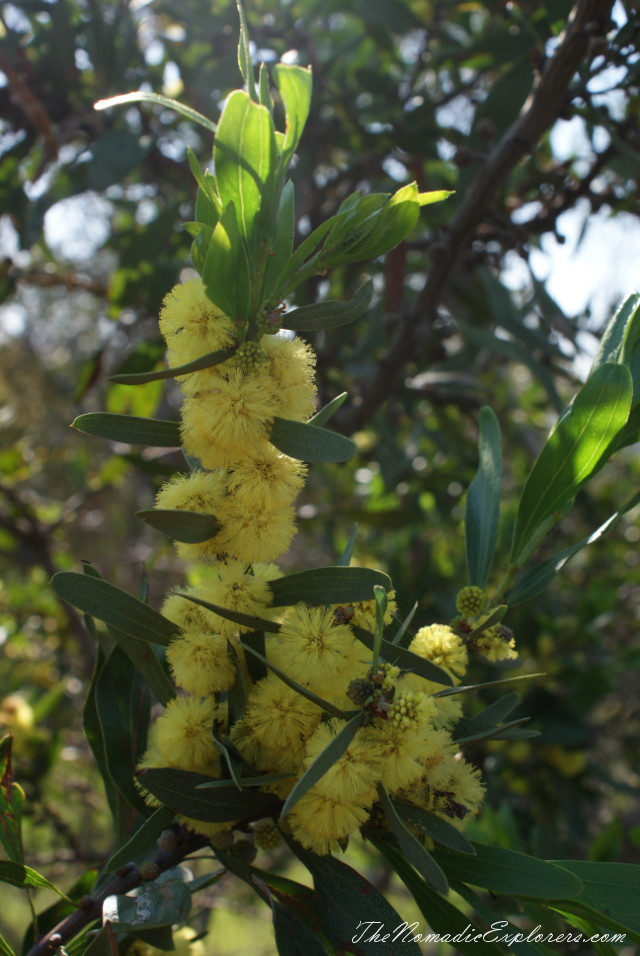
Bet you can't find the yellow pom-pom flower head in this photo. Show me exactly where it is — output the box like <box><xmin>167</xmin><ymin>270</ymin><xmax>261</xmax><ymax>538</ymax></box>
<box><xmin>409</xmin><ymin>624</ymin><xmax>468</xmax><ymax>682</ymax></box>
<box><xmin>166</xmin><ymin>630</ymin><xmax>239</xmax><ymax>695</ymax></box>
<box><xmin>159</xmin><ymin>277</ymin><xmax>236</xmax><ymax>368</ymax></box>
<box><xmin>154</xmin><ymin>695</ymin><xmax>222</xmax><ymax>775</ymax></box>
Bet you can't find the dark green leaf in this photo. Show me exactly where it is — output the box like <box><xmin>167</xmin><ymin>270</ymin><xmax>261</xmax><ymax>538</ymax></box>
<box><xmin>511</xmin><ymin>363</ymin><xmax>632</xmax><ymax>564</ymax></box>
<box><xmin>452</xmin><ymin>881</ymin><xmax>552</xmax><ymax>956</ymax></box>
<box><xmin>376</xmin><ymin>840</ymin><xmax>510</xmax><ymax>956</ymax></box>
<box><xmin>83</xmin><ymin>923</ymin><xmax>118</xmax><ymax>956</ymax></box>
<box><xmin>241</xmin><ymin>630</ymin><xmax>268</xmax><ymax>683</ymax></box>
<box><xmin>286</xmin><ymin>839</ymin><xmax>422</xmax><ymax>956</ymax></box>
<box><xmin>371</xmin><ymin>585</ymin><xmax>387</xmax><ymax>671</ymax></box>
<box><xmin>109</xmin><ymin>348</ymin><xmax>235</xmax><ymax>385</ymax></box>
<box><xmin>281</xmin><ymin>713</ymin><xmax>365</xmax><ymax>818</ymax></box>
<box><xmin>176</xmin><ymin>591</ymin><xmax>280</xmax><ymax>633</ymax></box>
<box><xmin>271</xmin><ymin>897</ymin><xmax>328</xmax><ymax>956</ymax></box>
<box><xmin>108</xmin><ymin>627</ymin><xmax>175</xmax><ymax>707</ymax></box>
<box><xmin>465</xmin><ymin>406</ymin><xmax>502</xmax><ymax>589</ymax></box>
<box><xmin>336</xmin><ymin>524</ymin><xmax>358</xmax><ymax>568</ymax></box>
<box><xmin>103</xmin><ymin>880</ymin><xmax>191</xmax><ymax>930</ymax></box>
<box><xmin>432</xmin><ymin>843</ymin><xmax>583</xmax><ymax>899</ymax></box>
<box><xmin>270</xmin><ymin>417</ymin><xmax>357</xmax><ymax>462</ymax></box>
<box><xmin>549</xmin><ymin>860</ymin><xmax>640</xmax><ymax>937</ymax></box>
<box><xmin>52</xmin><ymin>572</ymin><xmax>180</xmax><ymax>646</ymax></box>
<box><xmin>0</xmin><ymin>736</ymin><xmax>23</xmax><ymax>864</ymax></box>
<box><xmin>392</xmin><ymin>803</ymin><xmax>475</xmax><ymax>855</ymax></box>
<box><xmin>0</xmin><ymin>930</ymin><xmax>15</xmax><ymax>956</ymax></box>
<box><xmin>136</xmin><ymin>768</ymin><xmax>280</xmax><ymax>822</ymax></box>
<box><xmin>72</xmin><ymin>414</ymin><xmax>181</xmax><ymax>447</ymax></box>
<box><xmin>211</xmin><ymin>722</ymin><xmax>243</xmax><ymax>790</ymax></box>
<box><xmin>0</xmin><ymin>862</ymin><xmax>72</xmax><ymax>902</ymax></box>
<box><xmin>378</xmin><ymin>786</ymin><xmax>449</xmax><ymax>894</ymax></box>
<box><xmin>391</xmin><ymin>603</ymin><xmax>418</xmax><ymax>647</ymax></box>
<box><xmin>282</xmin><ymin>281</ymin><xmax>373</xmax><ymax>331</ymax></box>
<box><xmin>307</xmin><ymin>392</ymin><xmax>348</xmax><ymax>428</ymax></box>
<box><xmin>96</xmin><ymin>645</ymin><xmax>151</xmax><ymax>817</ymax></box>
<box><xmin>196</xmin><ymin>773</ymin><xmax>289</xmax><ymax>790</ymax></box>
<box><xmin>352</xmin><ymin>628</ymin><xmax>453</xmax><ymax>686</ymax></box>
<box><xmin>106</xmin><ymin>806</ymin><xmax>176</xmax><ymax>871</ymax></box>
<box><xmin>268</xmin><ymin>565</ymin><xmax>392</xmax><ymax>607</ymax></box>
<box><xmin>137</xmin><ymin>509</ymin><xmax>219</xmax><ymax>543</ymax></box>
<box><xmin>261</xmin><ymin>180</ymin><xmax>295</xmax><ymax>301</ymax></box>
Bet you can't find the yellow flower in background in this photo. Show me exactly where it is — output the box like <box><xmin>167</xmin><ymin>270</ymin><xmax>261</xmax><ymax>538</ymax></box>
<box><xmin>166</xmin><ymin>630</ymin><xmax>238</xmax><ymax>695</ymax></box>
<box><xmin>159</xmin><ymin>277</ymin><xmax>236</xmax><ymax>369</ymax></box>
<box><xmin>410</xmin><ymin>623</ymin><xmax>468</xmax><ymax>681</ymax></box>
<box><xmin>288</xmin><ymin>788</ymin><xmax>371</xmax><ymax>855</ymax></box>
<box><xmin>180</xmin><ymin>368</ymin><xmax>280</xmax><ymax>470</ymax></box>
<box><xmin>226</xmin><ymin>445</ymin><xmax>307</xmax><ymax>512</ymax></box>
<box><xmin>155</xmin><ymin>695</ymin><xmax>222</xmax><ymax>774</ymax></box>
<box><xmin>269</xmin><ymin>604</ymin><xmax>366</xmax><ymax>702</ymax></box>
<box><xmin>216</xmin><ymin>498</ymin><xmax>297</xmax><ymax>563</ymax></box>
<box><xmin>261</xmin><ymin>334</ymin><xmax>317</xmax><ymax>422</ymax></box>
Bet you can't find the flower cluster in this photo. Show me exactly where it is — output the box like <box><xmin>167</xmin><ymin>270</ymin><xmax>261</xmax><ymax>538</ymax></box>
<box><xmin>137</xmin><ymin>278</ymin><xmax>517</xmax><ymax>857</ymax></box>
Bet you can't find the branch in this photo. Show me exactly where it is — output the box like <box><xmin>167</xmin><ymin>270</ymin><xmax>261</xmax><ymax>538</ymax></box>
<box><xmin>338</xmin><ymin>0</ymin><xmax>615</xmax><ymax>433</ymax></box>
<box><xmin>25</xmin><ymin>830</ymin><xmax>211</xmax><ymax>956</ymax></box>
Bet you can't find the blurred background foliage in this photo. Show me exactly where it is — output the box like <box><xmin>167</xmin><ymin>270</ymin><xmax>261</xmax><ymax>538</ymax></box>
<box><xmin>1</xmin><ymin>0</ymin><xmax>640</xmax><ymax>948</ymax></box>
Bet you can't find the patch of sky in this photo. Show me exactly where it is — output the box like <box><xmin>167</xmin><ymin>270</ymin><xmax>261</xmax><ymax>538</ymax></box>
<box><xmin>44</xmin><ymin>193</ymin><xmax>113</xmax><ymax>262</ymax></box>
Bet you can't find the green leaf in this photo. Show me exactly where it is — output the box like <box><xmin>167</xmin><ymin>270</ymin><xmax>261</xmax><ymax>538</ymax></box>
<box><xmin>282</xmin><ymin>281</ymin><xmax>373</xmax><ymax>331</ymax></box>
<box><xmin>273</xmin><ymin>63</ymin><xmax>313</xmax><ymax>162</ymax></box>
<box><xmin>336</xmin><ymin>182</ymin><xmax>421</xmax><ymax>264</ymax></box>
<box><xmin>136</xmin><ymin>768</ymin><xmax>280</xmax><ymax>822</ymax></box>
<box><xmin>94</xmin><ymin>91</ymin><xmax>217</xmax><ymax>133</ymax></box>
<box><xmin>375</xmin><ymin>840</ymin><xmax>512</xmax><ymax>956</ymax></box>
<box><xmin>465</xmin><ymin>406</ymin><xmax>502</xmax><ymax>589</ymax></box>
<box><xmin>196</xmin><ymin>773</ymin><xmax>289</xmax><ymax>790</ymax></box>
<box><xmin>235</xmin><ymin>1</ymin><xmax>257</xmax><ymax>102</ymax></box>
<box><xmin>392</xmin><ymin>803</ymin><xmax>476</xmax><ymax>855</ymax></box>
<box><xmin>378</xmin><ymin>787</ymin><xmax>448</xmax><ymax>893</ymax></box>
<box><xmin>268</xmin><ymin>565</ymin><xmax>391</xmax><ymax>607</ymax></box>
<box><xmin>83</xmin><ymin>646</ymin><xmax>131</xmax><ymax>841</ymax></box>
<box><xmin>391</xmin><ymin>602</ymin><xmax>418</xmax><ymax>647</ymax></box>
<box><xmin>511</xmin><ymin>363</ymin><xmax>633</xmax><ymax>564</ymax></box>
<box><xmin>108</xmin><ymin>627</ymin><xmax>176</xmax><ymax>707</ymax></box>
<box><xmin>109</xmin><ymin>347</ymin><xmax>235</xmax><ymax>385</ymax></box>
<box><xmin>71</xmin><ymin>413</ymin><xmax>181</xmax><ymax>447</ymax></box>
<box><xmin>276</xmin><ymin>217</ymin><xmax>337</xmax><ymax>294</ymax></box>
<box><xmin>261</xmin><ymin>180</ymin><xmax>295</xmax><ymax>301</ymax></box>
<box><xmin>52</xmin><ymin>572</ymin><xmax>180</xmax><ymax>646</ymax></box>
<box><xmin>107</xmin><ymin>806</ymin><xmax>176</xmax><ymax>871</ymax></box>
<box><xmin>281</xmin><ymin>713</ymin><xmax>365</xmax><ymax>818</ymax></box>
<box><xmin>103</xmin><ymin>879</ymin><xmax>191</xmax><ymax>930</ymax></box>
<box><xmin>432</xmin><ymin>843</ymin><xmax>583</xmax><ymax>899</ymax></box>
<box><xmin>591</xmin><ymin>293</ymin><xmax>640</xmax><ymax>372</ymax></box>
<box><xmin>240</xmin><ymin>640</ymin><xmax>350</xmax><ymax>719</ymax></box>
<box><xmin>452</xmin><ymin>881</ymin><xmax>552</xmax><ymax>956</ymax></box>
<box><xmin>0</xmin><ymin>736</ymin><xmax>24</xmax><ymax>864</ymax></box>
<box><xmin>0</xmin><ymin>861</ymin><xmax>73</xmax><ymax>902</ymax></box>
<box><xmin>270</xmin><ymin>897</ymin><xmax>329</xmax><ymax>956</ymax></box>
<box><xmin>286</xmin><ymin>839</ymin><xmax>422</xmax><ymax>956</ymax></box>
<box><xmin>96</xmin><ymin>645</ymin><xmax>151</xmax><ymax>818</ymax></box>
<box><xmin>336</xmin><ymin>524</ymin><xmax>358</xmax><ymax>568</ymax></box>
<box><xmin>418</xmin><ymin>189</ymin><xmax>455</xmax><ymax>206</ymax></box>
<box><xmin>241</xmin><ymin>630</ymin><xmax>267</xmax><ymax>683</ymax></box>
<box><xmin>0</xmin><ymin>930</ymin><xmax>16</xmax><ymax>956</ymax></box>
<box><xmin>137</xmin><ymin>509</ymin><xmax>219</xmax><ymax>543</ymax></box>
<box><xmin>270</xmin><ymin>416</ymin><xmax>356</xmax><ymax>462</ymax></box>
<box><xmin>307</xmin><ymin>392</ymin><xmax>348</xmax><ymax>428</ymax></box>
<box><xmin>549</xmin><ymin>860</ymin><xmax>640</xmax><ymax>937</ymax></box>
<box><xmin>508</xmin><ymin>489</ymin><xmax>640</xmax><ymax>604</ymax></box>
<box><xmin>202</xmin><ymin>201</ymin><xmax>252</xmax><ymax>319</ymax></box>
<box><xmin>371</xmin><ymin>585</ymin><xmax>387</xmax><ymax>671</ymax></box>
<box><xmin>83</xmin><ymin>922</ymin><xmax>119</xmax><ymax>956</ymax></box>
<box><xmin>352</xmin><ymin>628</ymin><xmax>453</xmax><ymax>686</ymax></box>
<box><xmin>214</xmin><ymin>90</ymin><xmax>277</xmax><ymax>254</ymax></box>
<box><xmin>176</xmin><ymin>591</ymin><xmax>280</xmax><ymax>633</ymax></box>
<box><xmin>211</xmin><ymin>722</ymin><xmax>243</xmax><ymax>790</ymax></box>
